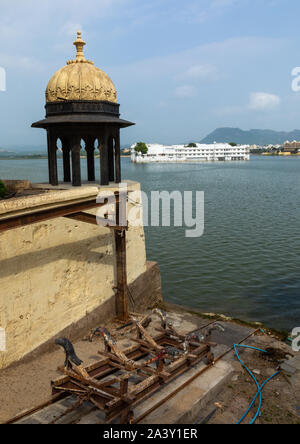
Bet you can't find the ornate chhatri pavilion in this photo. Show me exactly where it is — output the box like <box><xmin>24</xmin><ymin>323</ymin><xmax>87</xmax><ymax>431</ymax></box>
<box><xmin>32</xmin><ymin>31</ymin><xmax>134</xmax><ymax>186</ymax></box>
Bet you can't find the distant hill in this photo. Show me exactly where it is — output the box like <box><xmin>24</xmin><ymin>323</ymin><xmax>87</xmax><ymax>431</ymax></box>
<box><xmin>0</xmin><ymin>145</ymin><xmax>47</xmax><ymax>154</ymax></box>
<box><xmin>200</xmin><ymin>128</ymin><xmax>300</xmax><ymax>145</ymax></box>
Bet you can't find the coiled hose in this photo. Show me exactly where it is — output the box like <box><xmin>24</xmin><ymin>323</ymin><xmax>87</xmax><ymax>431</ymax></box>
<box><xmin>234</xmin><ymin>344</ymin><xmax>280</xmax><ymax>424</ymax></box>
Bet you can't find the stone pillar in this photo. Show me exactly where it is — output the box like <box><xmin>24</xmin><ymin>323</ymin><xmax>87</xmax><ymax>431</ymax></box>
<box><xmin>62</xmin><ymin>137</ymin><xmax>71</xmax><ymax>183</ymax></box>
<box><xmin>108</xmin><ymin>135</ymin><xmax>115</xmax><ymax>182</ymax></box>
<box><xmin>85</xmin><ymin>137</ymin><xmax>95</xmax><ymax>182</ymax></box>
<box><xmin>115</xmin><ymin>130</ymin><xmax>121</xmax><ymax>183</ymax></box>
<box><xmin>71</xmin><ymin>136</ymin><xmax>81</xmax><ymax>187</ymax></box>
<box><xmin>47</xmin><ymin>130</ymin><xmax>58</xmax><ymax>186</ymax></box>
<box><xmin>100</xmin><ymin>129</ymin><xmax>109</xmax><ymax>186</ymax></box>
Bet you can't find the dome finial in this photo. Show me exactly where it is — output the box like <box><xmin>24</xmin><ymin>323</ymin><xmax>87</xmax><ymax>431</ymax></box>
<box><xmin>73</xmin><ymin>30</ymin><xmax>86</xmax><ymax>62</ymax></box>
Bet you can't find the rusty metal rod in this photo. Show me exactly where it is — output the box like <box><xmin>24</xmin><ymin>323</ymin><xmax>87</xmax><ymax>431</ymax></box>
<box><xmin>3</xmin><ymin>393</ymin><xmax>64</xmax><ymax>424</ymax></box>
<box><xmin>0</xmin><ymin>194</ymin><xmax>121</xmax><ymax>233</ymax></box>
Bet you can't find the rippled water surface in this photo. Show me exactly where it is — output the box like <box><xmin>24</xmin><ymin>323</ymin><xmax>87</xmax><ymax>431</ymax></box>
<box><xmin>1</xmin><ymin>155</ymin><xmax>299</xmax><ymax>331</ymax></box>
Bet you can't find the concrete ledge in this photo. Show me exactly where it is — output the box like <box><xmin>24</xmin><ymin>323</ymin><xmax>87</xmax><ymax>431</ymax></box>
<box><xmin>0</xmin><ymin>180</ymin><xmax>140</xmax><ymax>218</ymax></box>
<box><xmin>2</xmin><ymin>180</ymin><xmax>31</xmax><ymax>192</ymax></box>
<box><xmin>135</xmin><ymin>360</ymin><xmax>234</xmax><ymax>424</ymax></box>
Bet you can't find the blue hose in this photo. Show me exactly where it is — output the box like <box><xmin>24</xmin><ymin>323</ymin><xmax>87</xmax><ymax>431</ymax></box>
<box><xmin>234</xmin><ymin>344</ymin><xmax>280</xmax><ymax>424</ymax></box>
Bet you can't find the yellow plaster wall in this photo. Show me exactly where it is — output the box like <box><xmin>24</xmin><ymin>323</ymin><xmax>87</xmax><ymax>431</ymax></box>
<box><xmin>0</xmin><ymin>182</ymin><xmax>147</xmax><ymax>369</ymax></box>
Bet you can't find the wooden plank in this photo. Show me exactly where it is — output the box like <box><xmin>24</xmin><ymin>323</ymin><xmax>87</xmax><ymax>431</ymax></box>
<box><xmin>190</xmin><ymin>344</ymin><xmax>209</xmax><ymax>355</ymax></box>
<box><xmin>120</xmin><ymin>379</ymin><xmax>128</xmax><ymax>396</ymax></box>
<box><xmin>105</xmin><ymin>380</ymin><xmax>162</xmax><ymax>423</ymax></box>
<box><xmin>89</xmin><ymin>365</ymin><xmax>118</xmax><ymax>380</ymax></box>
<box><xmin>98</xmin><ymin>350</ymin><xmax>129</xmax><ymax>365</ymax></box>
<box><xmin>61</xmin><ymin>369</ymin><xmax>117</xmax><ymax>396</ymax></box>
<box><xmin>52</xmin><ymin>358</ymin><xmax>110</xmax><ymax>386</ymax></box>
<box><xmin>133</xmin><ymin>319</ymin><xmax>161</xmax><ymax>350</ymax></box>
<box><xmin>122</xmin><ymin>344</ymin><xmax>141</xmax><ymax>355</ymax></box>
<box><xmin>131</xmin><ymin>338</ymin><xmax>158</xmax><ymax>353</ymax></box>
<box><xmin>90</xmin><ymin>396</ymin><xmax>106</xmax><ymax>411</ymax></box>
<box><xmin>129</xmin><ymin>375</ymin><xmax>159</xmax><ymax>396</ymax></box>
<box><xmin>166</xmin><ymin>357</ymin><xmax>189</xmax><ymax>373</ymax></box>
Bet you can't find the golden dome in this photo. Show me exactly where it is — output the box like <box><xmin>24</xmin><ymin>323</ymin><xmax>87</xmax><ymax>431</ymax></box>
<box><xmin>46</xmin><ymin>31</ymin><xmax>117</xmax><ymax>103</ymax></box>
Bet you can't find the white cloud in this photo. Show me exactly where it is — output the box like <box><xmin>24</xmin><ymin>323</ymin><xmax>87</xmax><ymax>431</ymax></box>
<box><xmin>113</xmin><ymin>36</ymin><xmax>285</xmax><ymax>81</ymax></box>
<box><xmin>249</xmin><ymin>92</ymin><xmax>280</xmax><ymax>111</ymax></box>
<box><xmin>181</xmin><ymin>64</ymin><xmax>217</xmax><ymax>80</ymax></box>
<box><xmin>214</xmin><ymin>92</ymin><xmax>281</xmax><ymax>116</ymax></box>
<box><xmin>175</xmin><ymin>85</ymin><xmax>196</xmax><ymax>98</ymax></box>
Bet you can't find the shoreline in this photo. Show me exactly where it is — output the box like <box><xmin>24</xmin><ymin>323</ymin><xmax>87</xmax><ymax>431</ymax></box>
<box><xmin>161</xmin><ymin>302</ymin><xmax>291</xmax><ymax>340</ymax></box>
<box><xmin>0</xmin><ymin>155</ymin><xmax>131</xmax><ymax>160</ymax></box>
<box><xmin>1</xmin><ymin>154</ymin><xmax>299</xmax><ymax>160</ymax></box>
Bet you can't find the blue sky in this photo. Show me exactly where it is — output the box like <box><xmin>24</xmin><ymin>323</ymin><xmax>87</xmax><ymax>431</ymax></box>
<box><xmin>1</xmin><ymin>0</ymin><xmax>300</xmax><ymax>148</ymax></box>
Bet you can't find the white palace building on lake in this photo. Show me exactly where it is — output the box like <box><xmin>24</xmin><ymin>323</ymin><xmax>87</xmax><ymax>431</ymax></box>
<box><xmin>131</xmin><ymin>143</ymin><xmax>250</xmax><ymax>163</ymax></box>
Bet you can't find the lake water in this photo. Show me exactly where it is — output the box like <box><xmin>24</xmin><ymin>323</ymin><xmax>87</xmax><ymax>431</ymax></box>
<box><xmin>0</xmin><ymin>155</ymin><xmax>299</xmax><ymax>331</ymax></box>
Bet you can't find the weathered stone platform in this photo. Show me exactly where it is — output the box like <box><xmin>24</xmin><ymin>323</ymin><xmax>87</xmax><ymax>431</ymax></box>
<box><xmin>12</xmin><ymin>309</ymin><xmax>254</xmax><ymax>424</ymax></box>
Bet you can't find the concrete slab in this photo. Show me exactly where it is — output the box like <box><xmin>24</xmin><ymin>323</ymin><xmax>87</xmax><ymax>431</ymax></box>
<box><xmin>287</xmin><ymin>354</ymin><xmax>300</xmax><ymax>371</ymax></box>
<box><xmin>16</xmin><ymin>398</ymin><xmax>96</xmax><ymax>425</ymax></box>
<box><xmin>281</xmin><ymin>353</ymin><xmax>300</xmax><ymax>375</ymax></box>
<box><xmin>17</xmin><ymin>403</ymin><xmax>66</xmax><ymax>424</ymax></box>
<box><xmin>77</xmin><ymin>409</ymin><xmax>106</xmax><ymax>425</ymax></box>
<box><xmin>135</xmin><ymin>360</ymin><xmax>233</xmax><ymax>424</ymax></box>
<box><xmin>280</xmin><ymin>362</ymin><xmax>297</xmax><ymax>375</ymax></box>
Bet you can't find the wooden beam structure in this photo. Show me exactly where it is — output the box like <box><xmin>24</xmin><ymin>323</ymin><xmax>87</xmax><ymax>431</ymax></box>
<box><xmin>50</xmin><ymin>326</ymin><xmax>213</xmax><ymax>424</ymax></box>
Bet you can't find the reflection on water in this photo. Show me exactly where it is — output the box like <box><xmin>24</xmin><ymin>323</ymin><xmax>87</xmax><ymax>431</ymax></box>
<box><xmin>0</xmin><ymin>155</ymin><xmax>299</xmax><ymax>331</ymax></box>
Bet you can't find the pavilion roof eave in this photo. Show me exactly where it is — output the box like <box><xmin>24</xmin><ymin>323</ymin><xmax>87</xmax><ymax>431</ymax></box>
<box><xmin>31</xmin><ymin>114</ymin><xmax>135</xmax><ymax>129</ymax></box>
